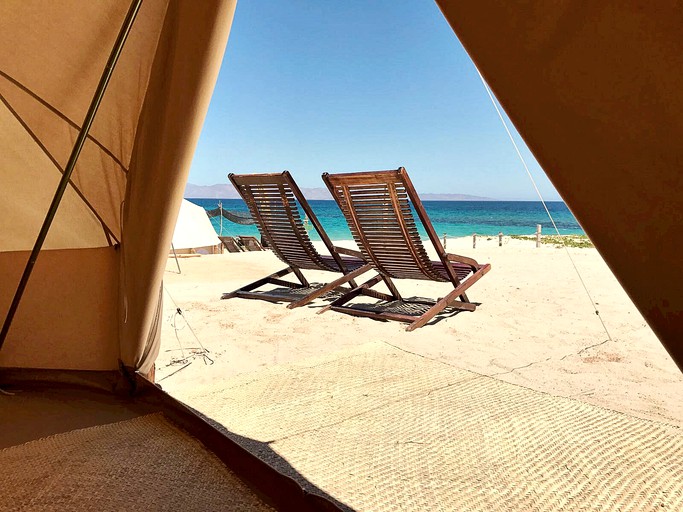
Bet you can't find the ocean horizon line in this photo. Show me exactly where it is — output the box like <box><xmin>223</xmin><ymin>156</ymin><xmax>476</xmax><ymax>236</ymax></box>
<box><xmin>188</xmin><ymin>198</ymin><xmax>585</xmax><ymax>239</ymax></box>
<box><xmin>185</xmin><ymin>196</ymin><xmax>567</xmax><ymax>203</ymax></box>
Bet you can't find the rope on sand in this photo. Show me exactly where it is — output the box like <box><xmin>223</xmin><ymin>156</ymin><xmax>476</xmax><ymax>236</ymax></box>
<box><xmin>158</xmin><ymin>286</ymin><xmax>214</xmax><ymax>382</ymax></box>
<box><xmin>476</xmin><ymin>69</ymin><xmax>612</xmax><ymax>341</ymax></box>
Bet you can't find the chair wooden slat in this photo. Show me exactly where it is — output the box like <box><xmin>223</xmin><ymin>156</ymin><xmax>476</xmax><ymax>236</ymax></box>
<box><xmin>223</xmin><ymin>171</ymin><xmax>372</xmax><ymax>308</ymax></box>
<box><xmin>320</xmin><ymin>167</ymin><xmax>491</xmax><ymax>330</ymax></box>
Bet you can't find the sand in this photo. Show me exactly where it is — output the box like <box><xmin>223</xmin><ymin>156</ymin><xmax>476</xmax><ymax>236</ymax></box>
<box><xmin>157</xmin><ymin>236</ymin><xmax>682</xmax><ymax>426</ymax></box>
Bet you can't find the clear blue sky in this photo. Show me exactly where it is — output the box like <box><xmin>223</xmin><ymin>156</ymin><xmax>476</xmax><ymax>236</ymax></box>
<box><xmin>189</xmin><ymin>0</ymin><xmax>562</xmax><ymax>201</ymax></box>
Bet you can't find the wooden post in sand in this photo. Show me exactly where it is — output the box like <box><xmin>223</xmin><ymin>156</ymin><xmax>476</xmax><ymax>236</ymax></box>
<box><xmin>443</xmin><ymin>233</ymin><xmax>447</xmax><ymax>249</ymax></box>
<box><xmin>473</xmin><ymin>233</ymin><xmax>477</xmax><ymax>249</ymax></box>
<box><xmin>536</xmin><ymin>224</ymin><xmax>542</xmax><ymax>248</ymax></box>
<box><xmin>499</xmin><ymin>232</ymin><xmax>503</xmax><ymax>247</ymax></box>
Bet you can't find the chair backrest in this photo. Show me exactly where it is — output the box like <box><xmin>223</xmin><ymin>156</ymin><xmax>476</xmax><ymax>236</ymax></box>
<box><xmin>322</xmin><ymin>167</ymin><xmax>460</xmax><ymax>284</ymax></box>
<box><xmin>229</xmin><ymin>172</ymin><xmax>344</xmax><ymax>272</ymax></box>
<box><xmin>237</xmin><ymin>236</ymin><xmax>264</xmax><ymax>251</ymax></box>
<box><xmin>218</xmin><ymin>236</ymin><xmax>242</xmax><ymax>253</ymax></box>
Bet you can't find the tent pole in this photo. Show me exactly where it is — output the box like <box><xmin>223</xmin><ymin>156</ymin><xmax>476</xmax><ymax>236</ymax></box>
<box><xmin>0</xmin><ymin>0</ymin><xmax>143</xmax><ymax>351</ymax></box>
<box><xmin>219</xmin><ymin>201</ymin><xmax>223</xmax><ymax>235</ymax></box>
<box><xmin>171</xmin><ymin>244</ymin><xmax>182</xmax><ymax>274</ymax></box>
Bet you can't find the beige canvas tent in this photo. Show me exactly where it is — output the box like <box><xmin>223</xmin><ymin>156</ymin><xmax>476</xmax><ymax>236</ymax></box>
<box><xmin>0</xmin><ymin>0</ymin><xmax>233</xmax><ymax>375</ymax></box>
<box><xmin>0</xmin><ymin>1</ymin><xmax>336</xmax><ymax>509</ymax></box>
<box><xmin>1</xmin><ymin>0</ymin><xmax>681</xmax><ymax>509</ymax></box>
<box><xmin>435</xmin><ymin>1</ymin><xmax>683</xmax><ymax>371</ymax></box>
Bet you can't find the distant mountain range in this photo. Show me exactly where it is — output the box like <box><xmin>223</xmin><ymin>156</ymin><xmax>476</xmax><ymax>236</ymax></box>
<box><xmin>184</xmin><ymin>183</ymin><xmax>493</xmax><ymax>201</ymax></box>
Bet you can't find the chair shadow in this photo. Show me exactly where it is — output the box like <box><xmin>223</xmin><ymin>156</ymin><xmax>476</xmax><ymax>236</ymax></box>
<box><xmin>238</xmin><ymin>284</ymin><xmax>347</xmax><ymax>307</ymax></box>
<box><xmin>234</xmin><ymin>285</ymin><xmax>482</xmax><ymax>328</ymax></box>
<box><xmin>312</xmin><ymin>294</ymin><xmax>482</xmax><ymax>327</ymax></box>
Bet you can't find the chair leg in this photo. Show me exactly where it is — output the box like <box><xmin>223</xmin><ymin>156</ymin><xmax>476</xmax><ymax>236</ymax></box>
<box><xmin>221</xmin><ymin>267</ymin><xmax>296</xmax><ymax>300</ymax></box>
<box><xmin>292</xmin><ymin>267</ymin><xmax>310</xmax><ymax>288</ymax></box>
<box><xmin>287</xmin><ymin>263</ymin><xmax>373</xmax><ymax>309</ymax></box>
<box><xmin>405</xmin><ymin>288</ymin><xmax>472</xmax><ymax>331</ymax></box>
<box><xmin>405</xmin><ymin>265</ymin><xmax>490</xmax><ymax>331</ymax></box>
<box><xmin>380</xmin><ymin>275</ymin><xmax>402</xmax><ymax>301</ymax></box>
<box><xmin>317</xmin><ymin>274</ymin><xmax>386</xmax><ymax>314</ymax></box>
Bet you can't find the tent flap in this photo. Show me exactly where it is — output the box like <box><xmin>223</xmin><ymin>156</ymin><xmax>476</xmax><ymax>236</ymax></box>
<box><xmin>436</xmin><ymin>1</ymin><xmax>683</xmax><ymax>370</ymax></box>
<box><xmin>0</xmin><ymin>0</ymin><xmax>236</xmax><ymax>372</ymax></box>
<box><xmin>120</xmin><ymin>1</ymin><xmax>236</xmax><ymax>373</ymax></box>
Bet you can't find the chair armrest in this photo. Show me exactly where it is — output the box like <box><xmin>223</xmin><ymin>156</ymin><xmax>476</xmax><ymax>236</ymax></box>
<box><xmin>334</xmin><ymin>246</ymin><xmax>365</xmax><ymax>260</ymax></box>
<box><xmin>446</xmin><ymin>253</ymin><xmax>479</xmax><ymax>269</ymax></box>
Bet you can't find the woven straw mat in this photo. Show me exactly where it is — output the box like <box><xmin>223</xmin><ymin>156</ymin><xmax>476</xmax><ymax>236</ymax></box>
<box><xmin>177</xmin><ymin>341</ymin><xmax>683</xmax><ymax>512</ymax></box>
<box><xmin>0</xmin><ymin>413</ymin><xmax>273</xmax><ymax>512</ymax></box>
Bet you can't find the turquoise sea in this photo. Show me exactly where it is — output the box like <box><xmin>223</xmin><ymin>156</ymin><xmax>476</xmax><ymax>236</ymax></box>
<box><xmin>188</xmin><ymin>198</ymin><xmax>585</xmax><ymax>241</ymax></box>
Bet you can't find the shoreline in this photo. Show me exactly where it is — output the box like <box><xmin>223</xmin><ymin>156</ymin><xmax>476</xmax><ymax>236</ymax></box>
<box><xmin>191</xmin><ymin>197</ymin><xmax>587</xmax><ymax>240</ymax></box>
<box><xmin>215</xmin><ymin>230</ymin><xmax>589</xmax><ymax>241</ymax></box>
<box><xmin>222</xmin><ymin>233</ymin><xmax>594</xmax><ymax>246</ymax></box>
<box><xmin>186</xmin><ymin>196</ymin><xmax>572</xmax><ymax>203</ymax></box>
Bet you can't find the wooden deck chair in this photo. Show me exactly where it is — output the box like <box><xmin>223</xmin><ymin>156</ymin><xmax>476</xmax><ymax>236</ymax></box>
<box><xmin>219</xmin><ymin>236</ymin><xmax>243</xmax><ymax>253</ymax></box>
<box><xmin>320</xmin><ymin>167</ymin><xmax>491</xmax><ymax>331</ymax></box>
<box><xmin>222</xmin><ymin>171</ymin><xmax>373</xmax><ymax>308</ymax></box>
<box><xmin>237</xmin><ymin>235</ymin><xmax>264</xmax><ymax>251</ymax></box>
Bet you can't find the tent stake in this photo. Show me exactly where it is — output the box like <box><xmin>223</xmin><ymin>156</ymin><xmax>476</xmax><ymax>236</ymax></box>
<box><xmin>0</xmin><ymin>0</ymin><xmax>143</xmax><ymax>351</ymax></box>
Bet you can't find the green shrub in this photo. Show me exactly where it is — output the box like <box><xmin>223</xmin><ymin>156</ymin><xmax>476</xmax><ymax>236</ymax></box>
<box><xmin>509</xmin><ymin>234</ymin><xmax>594</xmax><ymax>248</ymax></box>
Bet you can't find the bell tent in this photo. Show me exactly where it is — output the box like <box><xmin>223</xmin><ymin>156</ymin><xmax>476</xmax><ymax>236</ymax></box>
<box><xmin>1</xmin><ymin>1</ymin><xmax>681</xmax><ymax>509</ymax></box>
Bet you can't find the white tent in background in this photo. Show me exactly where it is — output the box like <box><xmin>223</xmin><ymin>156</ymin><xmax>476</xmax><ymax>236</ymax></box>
<box><xmin>171</xmin><ymin>199</ymin><xmax>221</xmax><ymax>253</ymax></box>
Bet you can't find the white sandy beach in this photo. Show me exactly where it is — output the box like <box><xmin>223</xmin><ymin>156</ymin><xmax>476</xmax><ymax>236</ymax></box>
<box><xmin>154</xmin><ymin>235</ymin><xmax>683</xmax><ymax>509</ymax></box>
<box><xmin>157</xmin><ymin>236</ymin><xmax>682</xmax><ymax>426</ymax></box>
